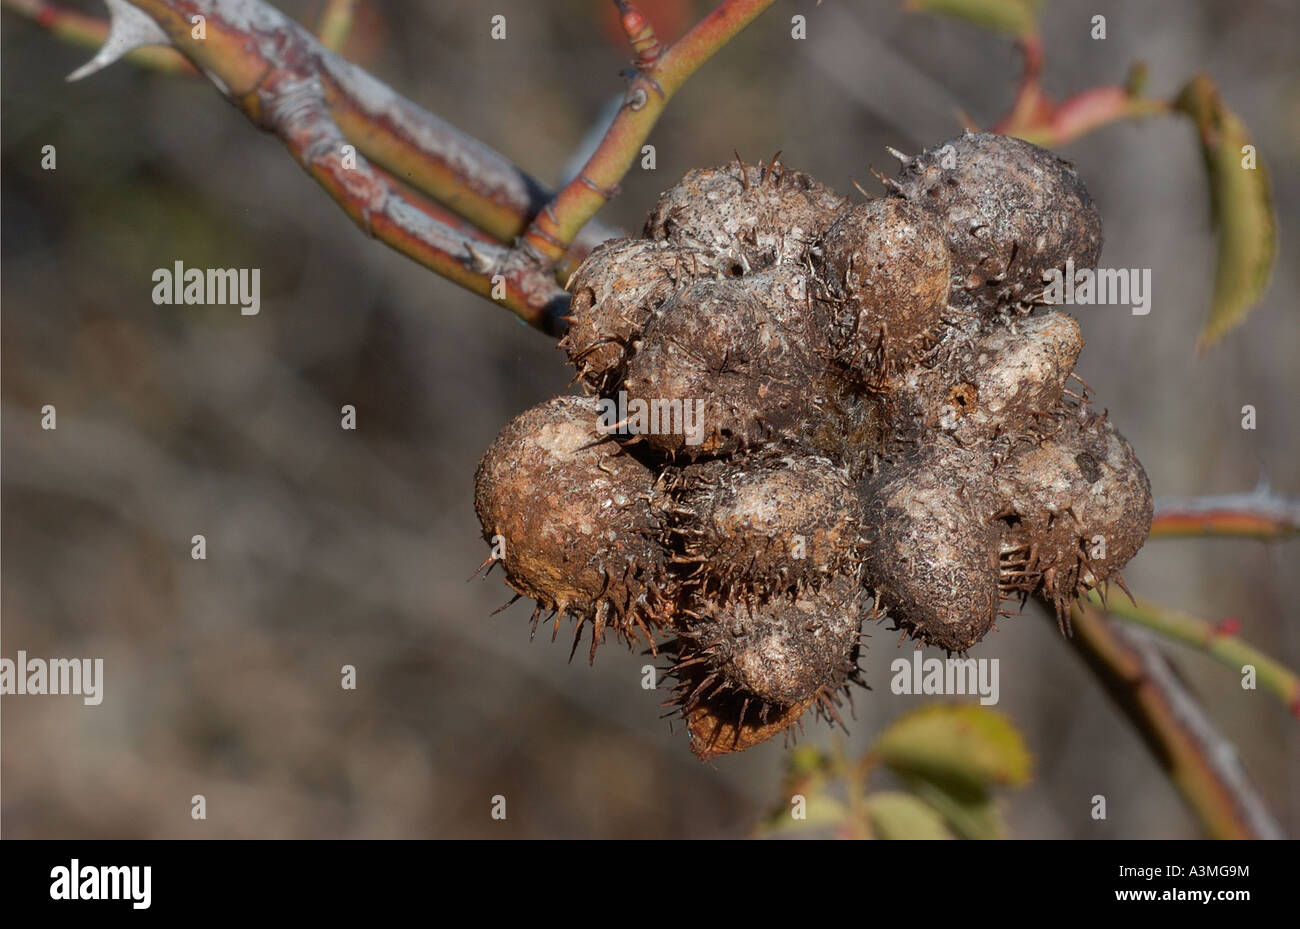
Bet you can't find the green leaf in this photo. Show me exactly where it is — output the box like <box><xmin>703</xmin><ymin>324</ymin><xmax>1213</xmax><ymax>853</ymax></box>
<box><xmin>904</xmin><ymin>776</ymin><xmax>1007</xmax><ymax>839</ymax></box>
<box><xmin>1174</xmin><ymin>74</ymin><xmax>1277</xmax><ymax>351</ymax></box>
<box><xmin>865</xmin><ymin>792</ymin><xmax>954</xmax><ymax>840</ymax></box>
<box><xmin>874</xmin><ymin>704</ymin><xmax>1033</xmax><ymax>794</ymax></box>
<box><xmin>904</xmin><ymin>0</ymin><xmax>1043</xmax><ymax>38</ymax></box>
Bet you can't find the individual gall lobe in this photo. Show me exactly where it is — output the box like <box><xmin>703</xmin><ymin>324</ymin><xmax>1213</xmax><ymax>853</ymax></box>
<box><xmin>474</xmin><ymin>135</ymin><xmax>1153</xmax><ymax>758</ymax></box>
<box><xmin>887</xmin><ymin>132</ymin><xmax>1103</xmax><ymax>316</ymax></box>
<box><xmin>473</xmin><ymin>396</ymin><xmax>669</xmax><ymax>662</ymax></box>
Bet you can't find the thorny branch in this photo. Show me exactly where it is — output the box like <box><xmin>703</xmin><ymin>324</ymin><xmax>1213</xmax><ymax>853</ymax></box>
<box><xmin>1068</xmin><ymin>601</ymin><xmax>1283</xmax><ymax>840</ymax></box>
<box><xmin>8</xmin><ymin>0</ymin><xmax>630</xmax><ymax>330</ymax></box>
<box><xmin>120</xmin><ymin>0</ymin><xmax>583</xmax><ymax>329</ymax></box>
<box><xmin>13</xmin><ymin>0</ymin><xmax>778</xmax><ymax>331</ymax></box>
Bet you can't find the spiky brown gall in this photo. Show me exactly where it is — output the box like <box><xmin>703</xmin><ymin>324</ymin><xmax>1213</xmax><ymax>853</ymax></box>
<box><xmin>473</xmin><ymin>396</ymin><xmax>669</xmax><ymax>659</ymax></box>
<box><xmin>890</xmin><ymin>132</ymin><xmax>1103</xmax><ymax>316</ymax></box>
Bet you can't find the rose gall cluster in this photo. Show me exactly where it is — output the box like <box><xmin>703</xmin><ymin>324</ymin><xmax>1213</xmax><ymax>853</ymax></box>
<box><xmin>474</xmin><ymin>132</ymin><xmax>1152</xmax><ymax>759</ymax></box>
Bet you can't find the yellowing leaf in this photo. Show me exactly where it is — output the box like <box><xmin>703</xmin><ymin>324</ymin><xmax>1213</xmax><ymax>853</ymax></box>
<box><xmin>904</xmin><ymin>0</ymin><xmax>1043</xmax><ymax>38</ymax></box>
<box><xmin>874</xmin><ymin>704</ymin><xmax>1033</xmax><ymax>794</ymax></box>
<box><xmin>1175</xmin><ymin>74</ymin><xmax>1277</xmax><ymax>351</ymax></box>
<box><xmin>865</xmin><ymin>792</ymin><xmax>953</xmax><ymax>840</ymax></box>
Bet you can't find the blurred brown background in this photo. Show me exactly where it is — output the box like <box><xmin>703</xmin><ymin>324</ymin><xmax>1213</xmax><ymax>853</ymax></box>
<box><xmin>2</xmin><ymin>0</ymin><xmax>1296</xmax><ymax>838</ymax></box>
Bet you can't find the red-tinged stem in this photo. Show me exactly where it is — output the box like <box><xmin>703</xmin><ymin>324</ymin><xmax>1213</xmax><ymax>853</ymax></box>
<box><xmin>995</xmin><ymin>32</ymin><xmax>1046</xmax><ymax>135</ymax></box>
<box><xmin>1083</xmin><ymin>590</ymin><xmax>1300</xmax><ymax>716</ymax></box>
<box><xmin>315</xmin><ymin>50</ymin><xmax>618</xmax><ymax>265</ymax></box>
<box><xmin>1067</xmin><ymin>601</ymin><xmax>1283</xmax><ymax>839</ymax></box>
<box><xmin>522</xmin><ymin>0</ymin><xmax>777</xmax><ymax>261</ymax></box>
<box><xmin>369</xmin><ymin>163</ymin><xmax>503</xmax><ymax>247</ymax></box>
<box><xmin>991</xmin><ymin>32</ymin><xmax>1169</xmax><ymax>148</ymax></box>
<box><xmin>1152</xmin><ymin>512</ymin><xmax>1293</xmax><ymax>539</ymax></box>
<box><xmin>1010</xmin><ymin>85</ymin><xmax>1170</xmax><ymax>148</ymax></box>
<box><xmin>1149</xmin><ymin>490</ymin><xmax>1300</xmax><ymax>540</ymax></box>
<box><xmin>281</xmin><ymin>80</ymin><xmax>570</xmax><ymax>332</ymax></box>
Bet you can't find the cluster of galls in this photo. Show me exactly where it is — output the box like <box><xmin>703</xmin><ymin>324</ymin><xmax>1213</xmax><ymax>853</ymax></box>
<box><xmin>474</xmin><ymin>132</ymin><xmax>1152</xmax><ymax>759</ymax></box>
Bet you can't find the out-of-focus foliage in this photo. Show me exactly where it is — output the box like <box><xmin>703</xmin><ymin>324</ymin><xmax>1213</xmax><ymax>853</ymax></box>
<box><xmin>759</xmin><ymin>705</ymin><xmax>1032</xmax><ymax>839</ymax></box>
